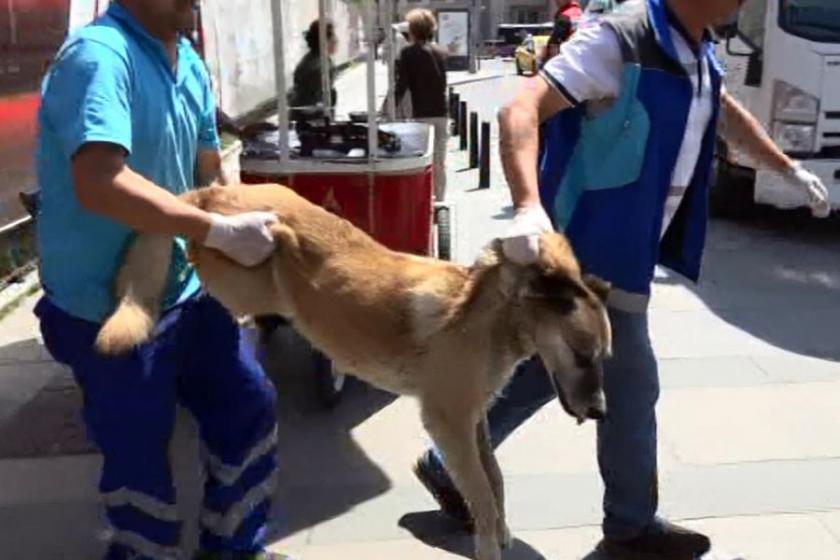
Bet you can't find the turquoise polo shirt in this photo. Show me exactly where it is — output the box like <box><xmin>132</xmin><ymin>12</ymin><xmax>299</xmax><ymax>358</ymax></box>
<box><xmin>36</xmin><ymin>2</ymin><xmax>219</xmax><ymax>322</ymax></box>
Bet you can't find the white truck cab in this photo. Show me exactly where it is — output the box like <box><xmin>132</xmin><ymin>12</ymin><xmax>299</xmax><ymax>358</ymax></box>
<box><xmin>715</xmin><ymin>0</ymin><xmax>840</xmax><ymax>215</ymax></box>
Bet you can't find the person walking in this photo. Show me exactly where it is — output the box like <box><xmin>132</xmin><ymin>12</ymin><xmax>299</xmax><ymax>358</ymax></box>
<box><xmin>34</xmin><ymin>1</ymin><xmax>288</xmax><ymax>558</ymax></box>
<box><xmin>288</xmin><ymin>19</ymin><xmax>338</xmax><ymax>121</ymax></box>
<box><xmin>413</xmin><ymin>0</ymin><xmax>829</xmax><ymax>558</ymax></box>
<box><xmin>395</xmin><ymin>8</ymin><xmax>449</xmax><ymax>202</ymax></box>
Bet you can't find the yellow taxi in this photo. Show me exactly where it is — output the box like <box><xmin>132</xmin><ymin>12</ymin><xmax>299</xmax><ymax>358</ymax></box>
<box><xmin>514</xmin><ymin>34</ymin><xmax>550</xmax><ymax>75</ymax></box>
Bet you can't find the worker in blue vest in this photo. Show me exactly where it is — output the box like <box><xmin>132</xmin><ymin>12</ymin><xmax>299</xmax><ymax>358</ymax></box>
<box><xmin>414</xmin><ymin>0</ymin><xmax>830</xmax><ymax>558</ymax></box>
<box><xmin>34</xmin><ymin>1</ymin><xmax>288</xmax><ymax>558</ymax></box>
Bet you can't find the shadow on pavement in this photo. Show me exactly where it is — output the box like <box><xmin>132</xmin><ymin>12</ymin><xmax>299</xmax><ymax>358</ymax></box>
<box><xmin>0</xmin><ymin>338</ymin><xmax>94</xmax><ymax>458</ymax></box>
<box><xmin>398</xmin><ymin>510</ymin><xmax>549</xmax><ymax>559</ymax></box>
<box><xmin>658</xmin><ymin>209</ymin><xmax>840</xmax><ymax>361</ymax></box>
<box><xmin>260</xmin><ymin>327</ymin><xmax>398</xmax><ymax>542</ymax></box>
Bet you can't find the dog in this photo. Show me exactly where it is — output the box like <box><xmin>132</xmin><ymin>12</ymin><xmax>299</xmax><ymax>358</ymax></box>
<box><xmin>95</xmin><ymin>183</ymin><xmax>612</xmax><ymax>560</ymax></box>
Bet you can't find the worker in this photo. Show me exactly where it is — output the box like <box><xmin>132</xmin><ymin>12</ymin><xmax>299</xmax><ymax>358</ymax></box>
<box><xmin>413</xmin><ymin>0</ymin><xmax>829</xmax><ymax>558</ymax></box>
<box><xmin>33</xmin><ymin>0</ymin><xmax>288</xmax><ymax>558</ymax></box>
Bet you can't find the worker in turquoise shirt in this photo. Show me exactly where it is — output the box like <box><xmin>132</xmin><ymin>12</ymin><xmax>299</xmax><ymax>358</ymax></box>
<box><xmin>34</xmin><ymin>1</ymin><xmax>289</xmax><ymax>558</ymax></box>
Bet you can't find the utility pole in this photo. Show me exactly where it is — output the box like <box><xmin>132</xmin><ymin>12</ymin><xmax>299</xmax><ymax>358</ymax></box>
<box><xmin>468</xmin><ymin>0</ymin><xmax>480</xmax><ymax>73</ymax></box>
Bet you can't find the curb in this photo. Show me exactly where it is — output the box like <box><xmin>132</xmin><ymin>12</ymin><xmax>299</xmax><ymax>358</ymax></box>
<box><xmin>449</xmin><ymin>73</ymin><xmax>507</xmax><ymax>87</ymax></box>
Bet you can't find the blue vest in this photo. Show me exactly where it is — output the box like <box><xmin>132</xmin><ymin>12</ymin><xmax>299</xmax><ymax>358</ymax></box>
<box><xmin>539</xmin><ymin>0</ymin><xmax>723</xmax><ymax>296</ymax></box>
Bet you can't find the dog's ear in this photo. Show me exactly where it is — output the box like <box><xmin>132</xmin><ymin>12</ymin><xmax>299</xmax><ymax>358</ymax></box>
<box><xmin>582</xmin><ymin>274</ymin><xmax>611</xmax><ymax>303</ymax></box>
<box><xmin>269</xmin><ymin>221</ymin><xmax>299</xmax><ymax>252</ymax></box>
<box><xmin>526</xmin><ymin>273</ymin><xmax>581</xmax><ymax>315</ymax></box>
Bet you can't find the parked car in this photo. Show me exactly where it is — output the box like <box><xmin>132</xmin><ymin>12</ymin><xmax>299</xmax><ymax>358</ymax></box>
<box><xmin>514</xmin><ymin>34</ymin><xmax>549</xmax><ymax>75</ymax></box>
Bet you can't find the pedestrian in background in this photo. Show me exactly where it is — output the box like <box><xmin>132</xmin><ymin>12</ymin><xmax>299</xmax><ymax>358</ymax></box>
<box><xmin>288</xmin><ymin>19</ymin><xmax>338</xmax><ymax>121</ymax></box>
<box><xmin>381</xmin><ymin>21</ymin><xmax>413</xmax><ymax>120</ymax></box>
<box><xmin>395</xmin><ymin>9</ymin><xmax>449</xmax><ymax>202</ymax></box>
<box><xmin>542</xmin><ymin>0</ymin><xmax>583</xmax><ymax>62</ymax></box>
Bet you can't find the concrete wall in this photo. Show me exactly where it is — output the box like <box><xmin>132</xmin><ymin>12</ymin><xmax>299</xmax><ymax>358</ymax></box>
<box><xmin>202</xmin><ymin>0</ymin><xmax>365</xmax><ymax>121</ymax></box>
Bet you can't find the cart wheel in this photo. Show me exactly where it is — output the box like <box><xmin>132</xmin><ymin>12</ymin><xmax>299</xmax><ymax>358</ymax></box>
<box><xmin>435</xmin><ymin>206</ymin><xmax>452</xmax><ymax>261</ymax></box>
<box><xmin>313</xmin><ymin>349</ymin><xmax>347</xmax><ymax>409</ymax></box>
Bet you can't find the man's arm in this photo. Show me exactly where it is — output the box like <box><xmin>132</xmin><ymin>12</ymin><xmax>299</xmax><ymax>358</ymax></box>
<box><xmin>718</xmin><ymin>91</ymin><xmax>792</xmax><ymax>173</ymax></box>
<box><xmin>73</xmin><ymin>143</ymin><xmax>212</xmax><ymax>240</ymax></box>
<box><xmin>196</xmin><ymin>148</ymin><xmax>226</xmax><ymax>187</ymax></box>
<box><xmin>719</xmin><ymin>91</ymin><xmax>829</xmax><ymax>217</ymax></box>
<box><xmin>498</xmin><ymin>76</ymin><xmax>572</xmax><ymax>210</ymax></box>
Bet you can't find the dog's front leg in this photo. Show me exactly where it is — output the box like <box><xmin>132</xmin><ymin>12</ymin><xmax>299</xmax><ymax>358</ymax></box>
<box><xmin>422</xmin><ymin>406</ymin><xmax>501</xmax><ymax>560</ymax></box>
<box><xmin>477</xmin><ymin>417</ymin><xmax>512</xmax><ymax>549</ymax></box>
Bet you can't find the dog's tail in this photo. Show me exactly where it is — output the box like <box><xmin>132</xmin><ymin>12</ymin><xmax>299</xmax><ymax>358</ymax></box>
<box><xmin>95</xmin><ymin>233</ymin><xmax>173</xmax><ymax>355</ymax></box>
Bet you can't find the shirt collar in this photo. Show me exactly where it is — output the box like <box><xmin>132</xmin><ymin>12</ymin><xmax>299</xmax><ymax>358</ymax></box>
<box><xmin>108</xmin><ymin>2</ymin><xmax>186</xmax><ymax>79</ymax></box>
<box><xmin>662</xmin><ymin>1</ymin><xmax>712</xmax><ymax>56</ymax></box>
<box><xmin>646</xmin><ymin>0</ymin><xmax>712</xmax><ymax>63</ymax></box>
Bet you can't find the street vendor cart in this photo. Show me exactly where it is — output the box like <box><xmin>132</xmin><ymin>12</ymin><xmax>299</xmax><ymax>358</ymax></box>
<box><xmin>240</xmin><ymin>0</ymin><xmax>452</xmax><ymax>407</ymax></box>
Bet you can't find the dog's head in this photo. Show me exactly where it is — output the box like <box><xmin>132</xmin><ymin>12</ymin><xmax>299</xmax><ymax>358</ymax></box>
<box><xmin>503</xmin><ymin>232</ymin><xmax>612</xmax><ymax>424</ymax></box>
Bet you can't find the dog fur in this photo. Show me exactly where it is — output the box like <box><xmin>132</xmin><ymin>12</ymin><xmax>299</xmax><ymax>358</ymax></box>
<box><xmin>96</xmin><ymin>184</ymin><xmax>612</xmax><ymax>560</ymax></box>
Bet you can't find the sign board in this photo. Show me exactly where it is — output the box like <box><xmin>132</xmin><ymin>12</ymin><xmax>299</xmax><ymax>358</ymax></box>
<box><xmin>437</xmin><ymin>9</ymin><xmax>470</xmax><ymax>71</ymax></box>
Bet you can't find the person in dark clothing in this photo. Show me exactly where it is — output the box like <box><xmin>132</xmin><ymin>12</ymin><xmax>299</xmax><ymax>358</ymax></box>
<box><xmin>395</xmin><ymin>9</ymin><xmax>449</xmax><ymax>201</ymax></box>
<box><xmin>543</xmin><ymin>0</ymin><xmax>583</xmax><ymax>62</ymax></box>
<box><xmin>288</xmin><ymin>20</ymin><xmax>338</xmax><ymax>120</ymax></box>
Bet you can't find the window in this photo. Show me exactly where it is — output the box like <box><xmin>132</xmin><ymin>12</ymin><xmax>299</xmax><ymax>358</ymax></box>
<box><xmin>778</xmin><ymin>0</ymin><xmax>840</xmax><ymax>43</ymax></box>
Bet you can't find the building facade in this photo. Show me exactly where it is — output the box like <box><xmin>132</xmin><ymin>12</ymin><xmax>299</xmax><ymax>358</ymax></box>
<box><xmin>395</xmin><ymin>0</ymin><xmax>554</xmax><ymax>42</ymax></box>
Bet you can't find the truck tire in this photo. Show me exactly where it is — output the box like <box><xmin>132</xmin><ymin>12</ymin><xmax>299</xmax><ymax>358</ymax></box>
<box><xmin>709</xmin><ymin>156</ymin><xmax>756</xmax><ymax>220</ymax></box>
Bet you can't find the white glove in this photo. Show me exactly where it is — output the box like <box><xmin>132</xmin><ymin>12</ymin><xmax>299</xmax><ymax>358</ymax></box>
<box><xmin>787</xmin><ymin>163</ymin><xmax>830</xmax><ymax>218</ymax></box>
<box><xmin>500</xmin><ymin>205</ymin><xmax>554</xmax><ymax>265</ymax></box>
<box><xmin>203</xmin><ymin>212</ymin><xmax>279</xmax><ymax>267</ymax></box>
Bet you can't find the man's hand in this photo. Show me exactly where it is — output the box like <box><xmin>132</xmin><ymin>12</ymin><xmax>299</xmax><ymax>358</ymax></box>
<box><xmin>204</xmin><ymin>212</ymin><xmax>279</xmax><ymax>267</ymax></box>
<box><xmin>500</xmin><ymin>205</ymin><xmax>554</xmax><ymax>265</ymax></box>
<box><xmin>787</xmin><ymin>163</ymin><xmax>830</xmax><ymax>218</ymax></box>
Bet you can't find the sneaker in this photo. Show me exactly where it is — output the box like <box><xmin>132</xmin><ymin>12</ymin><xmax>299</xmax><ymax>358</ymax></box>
<box><xmin>412</xmin><ymin>450</ymin><xmax>473</xmax><ymax>531</ymax></box>
<box><xmin>194</xmin><ymin>552</ymin><xmax>292</xmax><ymax>560</ymax></box>
<box><xmin>599</xmin><ymin>519</ymin><xmax>711</xmax><ymax>559</ymax></box>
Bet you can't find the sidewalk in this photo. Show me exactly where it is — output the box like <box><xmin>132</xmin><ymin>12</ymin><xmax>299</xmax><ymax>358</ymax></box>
<box><xmin>3</xmin><ymin>61</ymin><xmax>840</xmax><ymax>560</ymax></box>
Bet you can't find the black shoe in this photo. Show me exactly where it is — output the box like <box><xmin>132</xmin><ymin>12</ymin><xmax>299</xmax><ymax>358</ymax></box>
<box><xmin>599</xmin><ymin>519</ymin><xmax>711</xmax><ymax>559</ymax></box>
<box><xmin>412</xmin><ymin>451</ymin><xmax>474</xmax><ymax>531</ymax></box>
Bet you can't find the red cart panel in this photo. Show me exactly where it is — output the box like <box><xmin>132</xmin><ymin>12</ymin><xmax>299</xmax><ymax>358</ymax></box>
<box><xmin>241</xmin><ymin>167</ymin><xmax>434</xmax><ymax>256</ymax></box>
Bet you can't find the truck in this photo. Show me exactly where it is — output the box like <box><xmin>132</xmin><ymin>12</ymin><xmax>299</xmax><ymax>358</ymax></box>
<box><xmin>714</xmin><ymin>0</ymin><xmax>840</xmax><ymax>217</ymax></box>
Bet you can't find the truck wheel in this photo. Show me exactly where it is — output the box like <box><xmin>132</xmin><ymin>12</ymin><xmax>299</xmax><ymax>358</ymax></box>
<box><xmin>435</xmin><ymin>206</ymin><xmax>452</xmax><ymax>261</ymax></box>
<box><xmin>313</xmin><ymin>349</ymin><xmax>346</xmax><ymax>409</ymax></box>
<box><xmin>710</xmin><ymin>156</ymin><xmax>755</xmax><ymax>220</ymax></box>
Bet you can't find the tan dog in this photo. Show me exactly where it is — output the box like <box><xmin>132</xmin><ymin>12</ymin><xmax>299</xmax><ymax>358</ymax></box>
<box><xmin>96</xmin><ymin>184</ymin><xmax>612</xmax><ymax>560</ymax></box>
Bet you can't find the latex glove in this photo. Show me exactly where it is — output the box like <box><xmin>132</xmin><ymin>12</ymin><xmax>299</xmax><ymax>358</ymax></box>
<box><xmin>204</xmin><ymin>212</ymin><xmax>279</xmax><ymax>267</ymax></box>
<box><xmin>787</xmin><ymin>162</ymin><xmax>830</xmax><ymax>218</ymax></box>
<box><xmin>500</xmin><ymin>205</ymin><xmax>554</xmax><ymax>265</ymax></box>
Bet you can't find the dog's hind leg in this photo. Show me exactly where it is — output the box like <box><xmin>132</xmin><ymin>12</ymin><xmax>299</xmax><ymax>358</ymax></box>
<box><xmin>422</xmin><ymin>406</ymin><xmax>501</xmax><ymax>560</ymax></box>
<box><xmin>477</xmin><ymin>417</ymin><xmax>511</xmax><ymax>549</ymax></box>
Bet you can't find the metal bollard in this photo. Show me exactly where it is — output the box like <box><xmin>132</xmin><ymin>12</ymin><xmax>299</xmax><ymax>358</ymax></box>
<box><xmin>469</xmin><ymin>112</ymin><xmax>479</xmax><ymax>169</ymax></box>
<box><xmin>479</xmin><ymin>121</ymin><xmax>491</xmax><ymax>189</ymax></box>
<box><xmin>459</xmin><ymin>101</ymin><xmax>468</xmax><ymax>151</ymax></box>
<box><xmin>450</xmin><ymin>92</ymin><xmax>460</xmax><ymax>136</ymax></box>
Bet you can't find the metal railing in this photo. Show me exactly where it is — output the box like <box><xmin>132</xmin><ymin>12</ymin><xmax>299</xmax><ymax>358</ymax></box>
<box><xmin>0</xmin><ymin>195</ymin><xmax>38</xmax><ymax>291</ymax></box>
